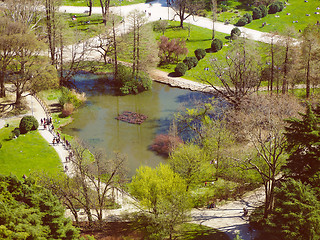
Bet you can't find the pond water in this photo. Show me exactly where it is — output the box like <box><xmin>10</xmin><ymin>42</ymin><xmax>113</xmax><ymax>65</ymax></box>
<box><xmin>62</xmin><ymin>74</ymin><xmax>211</xmax><ymax>176</ymax></box>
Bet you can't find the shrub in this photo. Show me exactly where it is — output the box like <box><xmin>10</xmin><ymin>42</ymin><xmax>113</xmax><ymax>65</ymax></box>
<box><xmin>62</xmin><ymin>103</ymin><xmax>74</xmax><ymax>117</ymax></box>
<box><xmin>269</xmin><ymin>1</ymin><xmax>284</xmax><ymax>14</ymax></box>
<box><xmin>175</xmin><ymin>62</ymin><xmax>188</xmax><ymax>76</ymax></box>
<box><xmin>258</xmin><ymin>5</ymin><xmax>268</xmax><ymax>18</ymax></box>
<box><xmin>150</xmin><ymin>134</ymin><xmax>183</xmax><ymax>157</ymax></box>
<box><xmin>231</xmin><ymin>27</ymin><xmax>241</xmax><ymax>40</ymax></box>
<box><xmin>19</xmin><ymin>116</ymin><xmax>39</xmax><ymax>134</ymax></box>
<box><xmin>236</xmin><ymin>17</ymin><xmax>248</xmax><ymax>26</ymax></box>
<box><xmin>243</xmin><ymin>12</ymin><xmax>253</xmax><ymax>23</ymax></box>
<box><xmin>211</xmin><ymin>38</ymin><xmax>223</xmax><ymax>52</ymax></box>
<box><xmin>252</xmin><ymin>7</ymin><xmax>262</xmax><ymax>19</ymax></box>
<box><xmin>194</xmin><ymin>48</ymin><xmax>206</xmax><ymax>60</ymax></box>
<box><xmin>183</xmin><ymin>56</ymin><xmax>198</xmax><ymax>70</ymax></box>
<box><xmin>12</xmin><ymin>128</ymin><xmax>20</xmax><ymax>138</ymax></box>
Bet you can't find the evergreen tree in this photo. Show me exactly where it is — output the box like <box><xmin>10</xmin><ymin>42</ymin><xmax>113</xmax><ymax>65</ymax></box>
<box><xmin>0</xmin><ymin>175</ymin><xmax>80</xmax><ymax>240</ymax></box>
<box><xmin>284</xmin><ymin>103</ymin><xmax>320</xmax><ymax>184</ymax></box>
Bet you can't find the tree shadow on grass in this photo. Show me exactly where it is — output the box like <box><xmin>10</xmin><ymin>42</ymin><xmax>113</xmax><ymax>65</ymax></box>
<box><xmin>177</xmin><ymin>223</ymin><xmax>231</xmax><ymax>240</ymax></box>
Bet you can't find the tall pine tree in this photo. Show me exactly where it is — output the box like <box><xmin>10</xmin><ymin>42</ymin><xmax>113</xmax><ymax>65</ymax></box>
<box><xmin>284</xmin><ymin>103</ymin><xmax>320</xmax><ymax>184</ymax></box>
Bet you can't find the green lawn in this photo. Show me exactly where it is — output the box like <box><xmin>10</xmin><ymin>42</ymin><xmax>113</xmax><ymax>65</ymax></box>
<box><xmin>154</xmin><ymin>21</ymin><xmax>269</xmax><ymax>85</ymax></box>
<box><xmin>245</xmin><ymin>0</ymin><xmax>319</xmax><ymax>33</ymax></box>
<box><xmin>177</xmin><ymin>223</ymin><xmax>231</xmax><ymax>240</ymax></box>
<box><xmin>0</xmin><ymin>120</ymin><xmax>62</xmax><ymax>178</ymax></box>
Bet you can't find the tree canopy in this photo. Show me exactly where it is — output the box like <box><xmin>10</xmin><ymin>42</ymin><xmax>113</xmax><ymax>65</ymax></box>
<box><xmin>0</xmin><ymin>174</ymin><xmax>80</xmax><ymax>240</ymax></box>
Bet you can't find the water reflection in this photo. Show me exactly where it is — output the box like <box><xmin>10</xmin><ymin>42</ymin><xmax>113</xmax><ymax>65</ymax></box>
<box><xmin>62</xmin><ymin>74</ymin><xmax>212</xmax><ymax>176</ymax></box>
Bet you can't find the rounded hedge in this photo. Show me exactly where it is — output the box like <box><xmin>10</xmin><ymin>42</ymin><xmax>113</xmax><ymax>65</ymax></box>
<box><xmin>243</xmin><ymin>13</ymin><xmax>253</xmax><ymax>23</ymax></box>
<box><xmin>211</xmin><ymin>38</ymin><xmax>223</xmax><ymax>52</ymax></box>
<box><xmin>19</xmin><ymin>116</ymin><xmax>39</xmax><ymax>134</ymax></box>
<box><xmin>175</xmin><ymin>62</ymin><xmax>188</xmax><ymax>76</ymax></box>
<box><xmin>183</xmin><ymin>57</ymin><xmax>198</xmax><ymax>70</ymax></box>
<box><xmin>252</xmin><ymin>7</ymin><xmax>262</xmax><ymax>20</ymax></box>
<box><xmin>258</xmin><ymin>5</ymin><xmax>268</xmax><ymax>18</ymax></box>
<box><xmin>231</xmin><ymin>27</ymin><xmax>241</xmax><ymax>40</ymax></box>
<box><xmin>269</xmin><ymin>1</ymin><xmax>284</xmax><ymax>14</ymax></box>
<box><xmin>236</xmin><ymin>17</ymin><xmax>248</xmax><ymax>26</ymax></box>
<box><xmin>194</xmin><ymin>48</ymin><xmax>206</xmax><ymax>60</ymax></box>
<box><xmin>12</xmin><ymin>128</ymin><xmax>20</xmax><ymax>138</ymax></box>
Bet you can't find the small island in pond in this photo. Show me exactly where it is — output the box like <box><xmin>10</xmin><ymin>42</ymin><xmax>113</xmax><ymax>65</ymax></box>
<box><xmin>116</xmin><ymin>111</ymin><xmax>148</xmax><ymax>125</ymax></box>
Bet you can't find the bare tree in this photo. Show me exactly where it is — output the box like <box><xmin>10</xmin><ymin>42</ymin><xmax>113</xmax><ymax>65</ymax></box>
<box><xmin>198</xmin><ymin>39</ymin><xmax>262</xmax><ymax>108</ymax></box>
<box><xmin>233</xmin><ymin>95</ymin><xmax>302</xmax><ymax>218</ymax></box>
<box><xmin>211</xmin><ymin>0</ymin><xmax>217</xmax><ymax>39</ymax></box>
<box><xmin>171</xmin><ymin>0</ymin><xmax>204</xmax><ymax>28</ymax></box>
<box><xmin>87</xmin><ymin>0</ymin><xmax>93</xmax><ymax>16</ymax></box>
<box><xmin>300</xmin><ymin>24</ymin><xmax>320</xmax><ymax>98</ymax></box>
<box><xmin>99</xmin><ymin>0</ymin><xmax>111</xmax><ymax>25</ymax></box>
<box><xmin>4</xmin><ymin>0</ymin><xmax>44</xmax><ymax>30</ymax></box>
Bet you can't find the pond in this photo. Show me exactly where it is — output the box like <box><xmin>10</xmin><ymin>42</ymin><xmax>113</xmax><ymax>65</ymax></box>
<box><xmin>62</xmin><ymin>73</ymin><xmax>212</xmax><ymax>176</ymax></box>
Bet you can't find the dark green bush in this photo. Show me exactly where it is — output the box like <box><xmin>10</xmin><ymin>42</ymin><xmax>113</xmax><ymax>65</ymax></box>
<box><xmin>236</xmin><ymin>17</ymin><xmax>248</xmax><ymax>26</ymax></box>
<box><xmin>183</xmin><ymin>57</ymin><xmax>198</xmax><ymax>70</ymax></box>
<box><xmin>175</xmin><ymin>62</ymin><xmax>188</xmax><ymax>76</ymax></box>
<box><xmin>19</xmin><ymin>116</ymin><xmax>39</xmax><ymax>134</ymax></box>
<box><xmin>252</xmin><ymin>7</ymin><xmax>262</xmax><ymax>19</ymax></box>
<box><xmin>243</xmin><ymin>13</ymin><xmax>253</xmax><ymax>23</ymax></box>
<box><xmin>269</xmin><ymin>1</ymin><xmax>284</xmax><ymax>14</ymax></box>
<box><xmin>211</xmin><ymin>38</ymin><xmax>223</xmax><ymax>52</ymax></box>
<box><xmin>258</xmin><ymin>5</ymin><xmax>268</xmax><ymax>18</ymax></box>
<box><xmin>231</xmin><ymin>27</ymin><xmax>241</xmax><ymax>40</ymax></box>
<box><xmin>194</xmin><ymin>48</ymin><xmax>206</xmax><ymax>60</ymax></box>
<box><xmin>12</xmin><ymin>128</ymin><xmax>20</xmax><ymax>138</ymax></box>
<box><xmin>0</xmin><ymin>142</ymin><xmax>2</xmax><ymax>149</ymax></box>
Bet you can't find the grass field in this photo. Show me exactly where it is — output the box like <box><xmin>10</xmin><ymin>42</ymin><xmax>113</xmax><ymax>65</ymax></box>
<box><xmin>0</xmin><ymin>119</ymin><xmax>62</xmax><ymax>178</ymax></box>
<box><xmin>246</xmin><ymin>0</ymin><xmax>319</xmax><ymax>33</ymax></box>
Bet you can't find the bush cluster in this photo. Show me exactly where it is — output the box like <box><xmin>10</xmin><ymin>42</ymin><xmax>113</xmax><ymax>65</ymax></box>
<box><xmin>252</xmin><ymin>7</ymin><xmax>262</xmax><ymax>20</ymax></box>
<box><xmin>183</xmin><ymin>56</ymin><xmax>198</xmax><ymax>70</ymax></box>
<box><xmin>62</xmin><ymin>103</ymin><xmax>74</xmax><ymax>117</ymax></box>
<box><xmin>211</xmin><ymin>38</ymin><xmax>223</xmax><ymax>52</ymax></box>
<box><xmin>269</xmin><ymin>1</ymin><xmax>284</xmax><ymax>14</ymax></box>
<box><xmin>243</xmin><ymin>13</ymin><xmax>253</xmax><ymax>23</ymax></box>
<box><xmin>19</xmin><ymin>116</ymin><xmax>39</xmax><ymax>134</ymax></box>
<box><xmin>259</xmin><ymin>5</ymin><xmax>268</xmax><ymax>18</ymax></box>
<box><xmin>150</xmin><ymin>134</ymin><xmax>183</xmax><ymax>157</ymax></box>
<box><xmin>116</xmin><ymin>65</ymin><xmax>152</xmax><ymax>94</ymax></box>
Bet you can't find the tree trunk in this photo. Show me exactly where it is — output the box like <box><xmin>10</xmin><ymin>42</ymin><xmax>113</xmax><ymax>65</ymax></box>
<box><xmin>282</xmin><ymin>44</ymin><xmax>289</xmax><ymax>94</ymax></box>
<box><xmin>87</xmin><ymin>0</ymin><xmax>92</xmax><ymax>16</ymax></box>
<box><xmin>212</xmin><ymin>0</ymin><xmax>216</xmax><ymax>39</ymax></box>
<box><xmin>306</xmin><ymin>44</ymin><xmax>311</xmax><ymax>98</ymax></box>
<box><xmin>0</xmin><ymin>72</ymin><xmax>5</xmax><ymax>98</ymax></box>
<box><xmin>112</xmin><ymin>19</ymin><xmax>118</xmax><ymax>81</ymax></box>
<box><xmin>15</xmin><ymin>90</ymin><xmax>22</xmax><ymax>105</ymax></box>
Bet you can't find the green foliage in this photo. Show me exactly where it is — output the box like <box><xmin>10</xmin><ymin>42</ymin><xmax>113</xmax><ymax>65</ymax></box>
<box><xmin>251</xmin><ymin>179</ymin><xmax>320</xmax><ymax>240</ymax></box>
<box><xmin>129</xmin><ymin>164</ymin><xmax>191</xmax><ymax>239</ymax></box>
<box><xmin>0</xmin><ymin>142</ymin><xmax>2</xmax><ymax>149</ymax></box>
<box><xmin>183</xmin><ymin>56</ymin><xmax>198</xmax><ymax>70</ymax></box>
<box><xmin>59</xmin><ymin>87</ymin><xmax>85</xmax><ymax>109</ymax></box>
<box><xmin>231</xmin><ymin>27</ymin><xmax>241</xmax><ymax>40</ymax></box>
<box><xmin>284</xmin><ymin>103</ymin><xmax>320</xmax><ymax>185</ymax></box>
<box><xmin>0</xmin><ymin>175</ymin><xmax>80</xmax><ymax>240</ymax></box>
<box><xmin>19</xmin><ymin>116</ymin><xmax>39</xmax><ymax>134</ymax></box>
<box><xmin>243</xmin><ymin>13</ymin><xmax>253</xmax><ymax>23</ymax></box>
<box><xmin>252</xmin><ymin>7</ymin><xmax>262</xmax><ymax>20</ymax></box>
<box><xmin>258</xmin><ymin>5</ymin><xmax>268</xmax><ymax>18</ymax></box>
<box><xmin>269</xmin><ymin>1</ymin><xmax>284</xmax><ymax>14</ymax></box>
<box><xmin>236</xmin><ymin>17</ymin><xmax>248</xmax><ymax>26</ymax></box>
<box><xmin>169</xmin><ymin>143</ymin><xmax>208</xmax><ymax>191</ymax></box>
<box><xmin>175</xmin><ymin>62</ymin><xmax>188</xmax><ymax>76</ymax></box>
<box><xmin>116</xmin><ymin>65</ymin><xmax>152</xmax><ymax>95</ymax></box>
<box><xmin>194</xmin><ymin>48</ymin><xmax>206</xmax><ymax>60</ymax></box>
<box><xmin>211</xmin><ymin>38</ymin><xmax>223</xmax><ymax>52</ymax></box>
<box><xmin>10</xmin><ymin>128</ymin><xmax>20</xmax><ymax>139</ymax></box>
